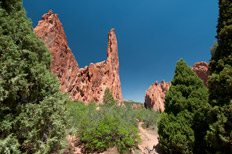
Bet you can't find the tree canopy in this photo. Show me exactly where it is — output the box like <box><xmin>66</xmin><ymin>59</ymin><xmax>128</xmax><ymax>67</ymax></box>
<box><xmin>158</xmin><ymin>59</ymin><xmax>209</xmax><ymax>154</ymax></box>
<box><xmin>206</xmin><ymin>0</ymin><xmax>232</xmax><ymax>153</ymax></box>
<box><xmin>0</xmin><ymin>0</ymin><xmax>67</xmax><ymax>153</ymax></box>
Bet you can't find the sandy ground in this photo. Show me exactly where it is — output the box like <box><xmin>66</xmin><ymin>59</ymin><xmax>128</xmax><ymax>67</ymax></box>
<box><xmin>136</xmin><ymin>122</ymin><xmax>162</xmax><ymax>154</ymax></box>
<box><xmin>65</xmin><ymin>122</ymin><xmax>162</xmax><ymax>154</ymax></box>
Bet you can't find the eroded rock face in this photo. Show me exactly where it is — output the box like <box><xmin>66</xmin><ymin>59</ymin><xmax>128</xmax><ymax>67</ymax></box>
<box><xmin>34</xmin><ymin>10</ymin><xmax>79</xmax><ymax>94</ymax></box>
<box><xmin>192</xmin><ymin>61</ymin><xmax>209</xmax><ymax>87</ymax></box>
<box><xmin>144</xmin><ymin>80</ymin><xmax>171</xmax><ymax>112</ymax></box>
<box><xmin>34</xmin><ymin>10</ymin><xmax>123</xmax><ymax>104</ymax></box>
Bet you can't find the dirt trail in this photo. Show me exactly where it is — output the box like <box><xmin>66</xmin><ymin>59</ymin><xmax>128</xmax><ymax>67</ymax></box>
<box><xmin>136</xmin><ymin>122</ymin><xmax>162</xmax><ymax>154</ymax></box>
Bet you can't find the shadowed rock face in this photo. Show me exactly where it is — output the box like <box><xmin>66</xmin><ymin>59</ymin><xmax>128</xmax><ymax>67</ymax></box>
<box><xmin>192</xmin><ymin>61</ymin><xmax>209</xmax><ymax>87</ymax></box>
<box><xmin>144</xmin><ymin>62</ymin><xmax>209</xmax><ymax>112</ymax></box>
<box><xmin>144</xmin><ymin>80</ymin><xmax>171</xmax><ymax>112</ymax></box>
<box><xmin>34</xmin><ymin>10</ymin><xmax>123</xmax><ymax>104</ymax></box>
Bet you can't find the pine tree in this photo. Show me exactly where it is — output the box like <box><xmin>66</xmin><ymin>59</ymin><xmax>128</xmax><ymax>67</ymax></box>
<box><xmin>206</xmin><ymin>0</ymin><xmax>232</xmax><ymax>153</ymax></box>
<box><xmin>0</xmin><ymin>1</ymin><xmax>67</xmax><ymax>153</ymax></box>
<box><xmin>103</xmin><ymin>88</ymin><xmax>116</xmax><ymax>106</ymax></box>
<box><xmin>158</xmin><ymin>59</ymin><xmax>209</xmax><ymax>154</ymax></box>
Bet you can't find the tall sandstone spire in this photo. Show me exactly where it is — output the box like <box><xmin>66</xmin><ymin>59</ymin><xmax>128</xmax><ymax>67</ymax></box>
<box><xmin>34</xmin><ymin>10</ymin><xmax>123</xmax><ymax>104</ymax></box>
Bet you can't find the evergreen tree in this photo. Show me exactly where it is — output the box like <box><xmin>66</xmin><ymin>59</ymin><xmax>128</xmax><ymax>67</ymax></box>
<box><xmin>0</xmin><ymin>1</ymin><xmax>67</xmax><ymax>153</ymax></box>
<box><xmin>103</xmin><ymin>88</ymin><xmax>116</xmax><ymax>106</ymax></box>
<box><xmin>206</xmin><ymin>0</ymin><xmax>232</xmax><ymax>153</ymax></box>
<box><xmin>210</xmin><ymin>41</ymin><xmax>218</xmax><ymax>57</ymax></box>
<box><xmin>158</xmin><ymin>59</ymin><xmax>209</xmax><ymax>154</ymax></box>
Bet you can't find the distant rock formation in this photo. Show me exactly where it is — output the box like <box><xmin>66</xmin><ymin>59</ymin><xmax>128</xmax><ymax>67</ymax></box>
<box><xmin>34</xmin><ymin>10</ymin><xmax>123</xmax><ymax>104</ymax></box>
<box><xmin>131</xmin><ymin>103</ymin><xmax>144</xmax><ymax>110</ymax></box>
<box><xmin>191</xmin><ymin>61</ymin><xmax>209</xmax><ymax>87</ymax></box>
<box><xmin>144</xmin><ymin>61</ymin><xmax>209</xmax><ymax>112</ymax></box>
<box><xmin>144</xmin><ymin>80</ymin><xmax>171</xmax><ymax>112</ymax></box>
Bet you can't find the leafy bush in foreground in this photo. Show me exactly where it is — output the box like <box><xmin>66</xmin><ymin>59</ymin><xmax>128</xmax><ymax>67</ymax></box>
<box><xmin>66</xmin><ymin>101</ymin><xmax>141</xmax><ymax>153</ymax></box>
<box><xmin>79</xmin><ymin>106</ymin><xmax>140</xmax><ymax>153</ymax></box>
<box><xmin>66</xmin><ymin>88</ymin><xmax>160</xmax><ymax>153</ymax></box>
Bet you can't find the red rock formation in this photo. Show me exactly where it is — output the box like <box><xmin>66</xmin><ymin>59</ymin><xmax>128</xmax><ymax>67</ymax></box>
<box><xmin>131</xmin><ymin>103</ymin><xmax>144</xmax><ymax>109</ymax></box>
<box><xmin>34</xmin><ymin>10</ymin><xmax>123</xmax><ymax>104</ymax></box>
<box><xmin>144</xmin><ymin>80</ymin><xmax>171</xmax><ymax>112</ymax></box>
<box><xmin>192</xmin><ymin>61</ymin><xmax>209</xmax><ymax>87</ymax></box>
<box><xmin>34</xmin><ymin>10</ymin><xmax>79</xmax><ymax>93</ymax></box>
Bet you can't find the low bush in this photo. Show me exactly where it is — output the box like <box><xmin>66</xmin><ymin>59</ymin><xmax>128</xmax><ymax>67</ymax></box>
<box><xmin>124</xmin><ymin>101</ymin><xmax>160</xmax><ymax>130</ymax></box>
<box><xmin>66</xmin><ymin>101</ymin><xmax>141</xmax><ymax>153</ymax></box>
<box><xmin>136</xmin><ymin>108</ymin><xmax>159</xmax><ymax>130</ymax></box>
<box><xmin>66</xmin><ymin>94</ymin><xmax>160</xmax><ymax>153</ymax></box>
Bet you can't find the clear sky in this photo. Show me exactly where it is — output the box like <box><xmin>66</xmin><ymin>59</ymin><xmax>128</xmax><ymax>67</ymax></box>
<box><xmin>23</xmin><ymin>0</ymin><xmax>218</xmax><ymax>102</ymax></box>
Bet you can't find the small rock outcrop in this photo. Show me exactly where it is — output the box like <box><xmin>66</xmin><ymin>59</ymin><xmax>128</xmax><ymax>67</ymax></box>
<box><xmin>144</xmin><ymin>80</ymin><xmax>171</xmax><ymax>112</ymax></box>
<box><xmin>34</xmin><ymin>10</ymin><xmax>123</xmax><ymax>104</ymax></box>
<box><xmin>192</xmin><ymin>61</ymin><xmax>209</xmax><ymax>87</ymax></box>
<box><xmin>131</xmin><ymin>103</ymin><xmax>144</xmax><ymax>109</ymax></box>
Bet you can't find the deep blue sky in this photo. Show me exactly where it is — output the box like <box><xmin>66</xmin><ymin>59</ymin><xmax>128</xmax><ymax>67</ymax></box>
<box><xmin>23</xmin><ymin>0</ymin><xmax>218</xmax><ymax>102</ymax></box>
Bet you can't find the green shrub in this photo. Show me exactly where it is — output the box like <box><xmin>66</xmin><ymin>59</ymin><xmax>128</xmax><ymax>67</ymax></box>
<box><xmin>136</xmin><ymin>108</ymin><xmax>159</xmax><ymax>130</ymax></box>
<box><xmin>66</xmin><ymin>102</ymin><xmax>141</xmax><ymax>153</ymax></box>
<box><xmin>79</xmin><ymin>112</ymin><xmax>139</xmax><ymax>153</ymax></box>
<box><xmin>0</xmin><ymin>134</ymin><xmax>20</xmax><ymax>154</ymax></box>
<box><xmin>123</xmin><ymin>101</ymin><xmax>160</xmax><ymax>130</ymax></box>
<box><xmin>66</xmin><ymin>101</ymin><xmax>97</xmax><ymax>133</ymax></box>
<box><xmin>66</xmin><ymin>100</ymin><xmax>161</xmax><ymax>153</ymax></box>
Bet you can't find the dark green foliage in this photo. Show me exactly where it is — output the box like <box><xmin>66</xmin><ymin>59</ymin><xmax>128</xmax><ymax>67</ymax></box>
<box><xmin>158</xmin><ymin>112</ymin><xmax>194</xmax><ymax>154</ymax></box>
<box><xmin>210</xmin><ymin>41</ymin><xmax>218</xmax><ymax>57</ymax></box>
<box><xmin>66</xmin><ymin>101</ymin><xmax>142</xmax><ymax>153</ymax></box>
<box><xmin>0</xmin><ymin>134</ymin><xmax>20</xmax><ymax>154</ymax></box>
<box><xmin>103</xmin><ymin>88</ymin><xmax>117</xmax><ymax>106</ymax></box>
<box><xmin>0</xmin><ymin>1</ymin><xmax>67</xmax><ymax>153</ymax></box>
<box><xmin>158</xmin><ymin>59</ymin><xmax>209</xmax><ymax>154</ymax></box>
<box><xmin>207</xmin><ymin>0</ymin><xmax>232</xmax><ymax>153</ymax></box>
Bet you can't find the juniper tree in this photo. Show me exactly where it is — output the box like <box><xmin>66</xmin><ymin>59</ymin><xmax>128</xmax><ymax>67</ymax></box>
<box><xmin>206</xmin><ymin>0</ymin><xmax>232</xmax><ymax>153</ymax></box>
<box><xmin>0</xmin><ymin>0</ymin><xmax>67</xmax><ymax>153</ymax></box>
<box><xmin>158</xmin><ymin>59</ymin><xmax>209</xmax><ymax>154</ymax></box>
<box><xmin>103</xmin><ymin>88</ymin><xmax>116</xmax><ymax>106</ymax></box>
